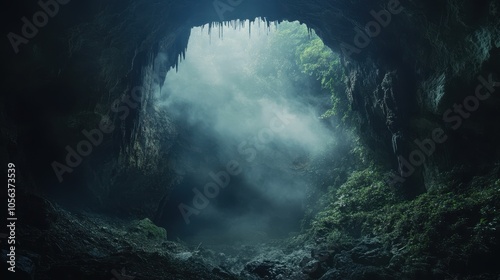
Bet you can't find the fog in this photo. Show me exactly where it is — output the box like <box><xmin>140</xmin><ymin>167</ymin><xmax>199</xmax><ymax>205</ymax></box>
<box><xmin>156</xmin><ymin>20</ymin><xmax>337</xmax><ymax>244</ymax></box>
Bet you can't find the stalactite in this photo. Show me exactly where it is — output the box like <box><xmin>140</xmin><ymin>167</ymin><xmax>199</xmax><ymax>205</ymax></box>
<box><xmin>167</xmin><ymin>17</ymin><xmax>285</xmax><ymax>73</ymax></box>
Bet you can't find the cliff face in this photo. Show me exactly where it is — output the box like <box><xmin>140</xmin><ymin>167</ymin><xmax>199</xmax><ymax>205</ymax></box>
<box><xmin>2</xmin><ymin>0</ymin><xmax>499</xmax><ymax>214</ymax></box>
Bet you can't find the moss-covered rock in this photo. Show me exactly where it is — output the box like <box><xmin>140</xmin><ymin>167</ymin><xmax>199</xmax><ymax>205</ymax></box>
<box><xmin>307</xmin><ymin>164</ymin><xmax>500</xmax><ymax>279</ymax></box>
<box><xmin>310</xmin><ymin>165</ymin><xmax>397</xmax><ymax>238</ymax></box>
<box><xmin>129</xmin><ymin>218</ymin><xmax>167</xmax><ymax>240</ymax></box>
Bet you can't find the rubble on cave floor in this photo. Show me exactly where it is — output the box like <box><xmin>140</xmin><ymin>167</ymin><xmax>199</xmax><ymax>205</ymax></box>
<box><xmin>7</xmin><ymin>194</ymin><xmax>318</xmax><ymax>280</ymax></box>
<box><xmin>8</xmin><ymin>193</ymin><xmax>454</xmax><ymax>280</ymax></box>
<box><xmin>8</xmin><ymin>194</ymin><xmax>238</xmax><ymax>280</ymax></box>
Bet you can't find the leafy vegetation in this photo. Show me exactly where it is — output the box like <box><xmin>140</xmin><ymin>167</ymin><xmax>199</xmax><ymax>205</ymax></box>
<box><xmin>251</xmin><ymin>21</ymin><xmax>349</xmax><ymax>122</ymax></box>
<box><xmin>306</xmin><ymin>163</ymin><xmax>500</xmax><ymax>276</ymax></box>
<box><xmin>241</xmin><ymin>20</ymin><xmax>500</xmax><ymax>278</ymax></box>
<box><xmin>309</xmin><ymin>165</ymin><xmax>397</xmax><ymax>239</ymax></box>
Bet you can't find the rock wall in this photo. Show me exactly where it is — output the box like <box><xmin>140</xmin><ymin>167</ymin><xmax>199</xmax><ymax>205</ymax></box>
<box><xmin>2</xmin><ymin>0</ymin><xmax>500</xmax><ymax>214</ymax></box>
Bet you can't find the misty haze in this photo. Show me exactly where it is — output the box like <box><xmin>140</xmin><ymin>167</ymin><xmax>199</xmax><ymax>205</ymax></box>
<box><xmin>157</xmin><ymin>20</ymin><xmax>338</xmax><ymax>244</ymax></box>
<box><xmin>6</xmin><ymin>1</ymin><xmax>498</xmax><ymax>278</ymax></box>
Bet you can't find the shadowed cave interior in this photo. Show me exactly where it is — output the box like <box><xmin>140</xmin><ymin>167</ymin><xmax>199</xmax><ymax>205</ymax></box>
<box><xmin>1</xmin><ymin>0</ymin><xmax>500</xmax><ymax>279</ymax></box>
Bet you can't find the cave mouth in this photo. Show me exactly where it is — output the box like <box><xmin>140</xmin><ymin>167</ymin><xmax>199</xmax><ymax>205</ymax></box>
<box><xmin>155</xmin><ymin>19</ymin><xmax>340</xmax><ymax>245</ymax></box>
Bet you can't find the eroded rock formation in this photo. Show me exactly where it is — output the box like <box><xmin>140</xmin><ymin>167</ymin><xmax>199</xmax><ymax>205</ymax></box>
<box><xmin>2</xmin><ymin>0</ymin><xmax>499</xmax><ymax>225</ymax></box>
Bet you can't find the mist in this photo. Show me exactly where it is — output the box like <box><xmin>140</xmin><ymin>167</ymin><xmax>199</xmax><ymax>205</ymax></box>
<box><xmin>156</xmin><ymin>20</ymin><xmax>337</xmax><ymax>244</ymax></box>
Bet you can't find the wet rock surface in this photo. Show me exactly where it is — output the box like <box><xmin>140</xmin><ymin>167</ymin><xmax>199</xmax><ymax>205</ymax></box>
<box><xmin>2</xmin><ymin>1</ymin><xmax>500</xmax><ymax>279</ymax></box>
<box><xmin>7</xmin><ymin>190</ymin><xmax>500</xmax><ymax>279</ymax></box>
<box><xmin>9</xmin><ymin>194</ymin><xmax>414</xmax><ymax>280</ymax></box>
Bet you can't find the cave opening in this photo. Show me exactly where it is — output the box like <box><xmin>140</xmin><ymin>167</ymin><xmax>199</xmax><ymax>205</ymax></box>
<box><xmin>155</xmin><ymin>19</ymin><xmax>342</xmax><ymax>245</ymax></box>
<box><xmin>5</xmin><ymin>1</ymin><xmax>500</xmax><ymax>278</ymax></box>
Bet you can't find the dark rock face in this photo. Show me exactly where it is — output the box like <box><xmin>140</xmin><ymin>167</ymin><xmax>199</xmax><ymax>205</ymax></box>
<box><xmin>8</xmin><ymin>189</ymin><xmax>500</xmax><ymax>279</ymax></box>
<box><xmin>0</xmin><ymin>250</ymin><xmax>37</xmax><ymax>280</ymax></box>
<box><xmin>244</xmin><ymin>260</ymin><xmax>287</xmax><ymax>279</ymax></box>
<box><xmin>11</xmin><ymin>194</ymin><xmax>241</xmax><ymax>280</ymax></box>
<box><xmin>3</xmin><ymin>2</ymin><xmax>500</xmax><ymax>279</ymax></box>
<box><xmin>2</xmin><ymin>0</ymin><xmax>500</xmax><ymax>218</ymax></box>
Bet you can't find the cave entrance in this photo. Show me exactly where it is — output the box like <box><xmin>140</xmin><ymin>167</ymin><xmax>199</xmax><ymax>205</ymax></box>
<box><xmin>156</xmin><ymin>19</ymin><xmax>338</xmax><ymax>245</ymax></box>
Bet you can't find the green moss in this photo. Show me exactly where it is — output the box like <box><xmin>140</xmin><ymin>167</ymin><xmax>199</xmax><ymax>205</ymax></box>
<box><xmin>364</xmin><ymin>178</ymin><xmax>500</xmax><ymax>263</ymax></box>
<box><xmin>310</xmin><ymin>165</ymin><xmax>397</xmax><ymax>238</ymax></box>
<box><xmin>308</xmin><ymin>165</ymin><xmax>500</xmax><ymax>272</ymax></box>
<box><xmin>130</xmin><ymin>218</ymin><xmax>167</xmax><ymax>240</ymax></box>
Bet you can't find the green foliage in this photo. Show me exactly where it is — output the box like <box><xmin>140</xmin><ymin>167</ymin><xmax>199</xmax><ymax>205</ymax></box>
<box><xmin>371</xmin><ymin>181</ymin><xmax>500</xmax><ymax>260</ymax></box>
<box><xmin>349</xmin><ymin>135</ymin><xmax>373</xmax><ymax>165</ymax></box>
<box><xmin>309</xmin><ymin>165</ymin><xmax>500</xmax><ymax>272</ymax></box>
<box><xmin>334</xmin><ymin>167</ymin><xmax>398</xmax><ymax>212</ymax></box>
<box><xmin>251</xmin><ymin>21</ymin><xmax>311</xmax><ymax>87</ymax></box>
<box><xmin>310</xmin><ymin>165</ymin><xmax>397</xmax><ymax>238</ymax></box>
<box><xmin>298</xmin><ymin>38</ymin><xmax>346</xmax><ymax>120</ymax></box>
<box><xmin>251</xmin><ymin>21</ymin><xmax>349</xmax><ymax>122</ymax></box>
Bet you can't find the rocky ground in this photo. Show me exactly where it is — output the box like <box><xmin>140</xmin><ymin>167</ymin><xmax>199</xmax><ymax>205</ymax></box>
<box><xmin>4</xmin><ymin>165</ymin><xmax>500</xmax><ymax>280</ymax></box>
<box><xmin>0</xmin><ymin>193</ymin><xmax>440</xmax><ymax>280</ymax></box>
